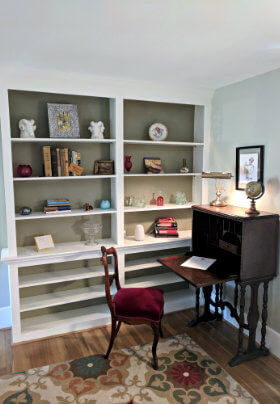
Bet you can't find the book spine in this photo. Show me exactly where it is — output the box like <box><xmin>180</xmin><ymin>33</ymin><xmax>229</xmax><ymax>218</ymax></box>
<box><xmin>156</xmin><ymin>229</ymin><xmax>178</xmax><ymax>235</ymax></box>
<box><xmin>56</xmin><ymin>148</ymin><xmax>62</xmax><ymax>176</ymax></box>
<box><xmin>42</xmin><ymin>146</ymin><xmax>52</xmax><ymax>177</ymax></box>
<box><xmin>51</xmin><ymin>147</ymin><xmax>58</xmax><ymax>177</ymax></box>
<box><xmin>63</xmin><ymin>148</ymin><xmax>69</xmax><ymax>176</ymax></box>
<box><xmin>60</xmin><ymin>149</ymin><xmax>64</xmax><ymax>176</ymax></box>
<box><xmin>72</xmin><ymin>151</ymin><xmax>77</xmax><ymax>176</ymax></box>
<box><xmin>155</xmin><ymin>225</ymin><xmax>178</xmax><ymax>230</ymax></box>
<box><xmin>68</xmin><ymin>149</ymin><xmax>73</xmax><ymax>176</ymax></box>
<box><xmin>156</xmin><ymin>223</ymin><xmax>177</xmax><ymax>228</ymax></box>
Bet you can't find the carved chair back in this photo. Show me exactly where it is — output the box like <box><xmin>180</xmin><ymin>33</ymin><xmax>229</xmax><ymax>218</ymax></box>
<box><xmin>100</xmin><ymin>246</ymin><xmax>121</xmax><ymax>315</ymax></box>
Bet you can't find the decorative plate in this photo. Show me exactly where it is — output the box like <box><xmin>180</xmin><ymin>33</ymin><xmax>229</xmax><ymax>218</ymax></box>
<box><xmin>149</xmin><ymin>123</ymin><xmax>168</xmax><ymax>141</ymax></box>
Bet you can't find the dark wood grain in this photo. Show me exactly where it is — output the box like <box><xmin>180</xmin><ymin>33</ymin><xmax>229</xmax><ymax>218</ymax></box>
<box><xmin>158</xmin><ymin>254</ymin><xmax>238</xmax><ymax>287</ymax></box>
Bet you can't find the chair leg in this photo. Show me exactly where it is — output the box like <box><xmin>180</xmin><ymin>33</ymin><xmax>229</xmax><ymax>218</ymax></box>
<box><xmin>105</xmin><ymin>318</ymin><xmax>117</xmax><ymax>359</ymax></box>
<box><xmin>115</xmin><ymin>321</ymin><xmax>122</xmax><ymax>337</ymax></box>
<box><xmin>159</xmin><ymin>312</ymin><xmax>164</xmax><ymax>338</ymax></box>
<box><xmin>151</xmin><ymin>322</ymin><xmax>160</xmax><ymax>370</ymax></box>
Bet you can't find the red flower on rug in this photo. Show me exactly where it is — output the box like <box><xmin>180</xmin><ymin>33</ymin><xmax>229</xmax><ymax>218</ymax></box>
<box><xmin>166</xmin><ymin>361</ymin><xmax>206</xmax><ymax>389</ymax></box>
<box><xmin>48</xmin><ymin>363</ymin><xmax>72</xmax><ymax>380</ymax></box>
<box><xmin>69</xmin><ymin>378</ymin><xmax>95</xmax><ymax>396</ymax></box>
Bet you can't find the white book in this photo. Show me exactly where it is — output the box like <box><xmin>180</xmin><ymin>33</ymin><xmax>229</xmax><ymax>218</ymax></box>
<box><xmin>181</xmin><ymin>256</ymin><xmax>216</xmax><ymax>271</ymax></box>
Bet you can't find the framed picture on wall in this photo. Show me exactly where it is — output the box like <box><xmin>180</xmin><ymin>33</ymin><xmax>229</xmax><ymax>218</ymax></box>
<box><xmin>47</xmin><ymin>103</ymin><xmax>80</xmax><ymax>138</ymax></box>
<box><xmin>236</xmin><ymin>145</ymin><xmax>264</xmax><ymax>190</ymax></box>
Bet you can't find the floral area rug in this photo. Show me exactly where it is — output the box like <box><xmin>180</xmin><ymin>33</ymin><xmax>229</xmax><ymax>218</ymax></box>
<box><xmin>0</xmin><ymin>333</ymin><xmax>258</xmax><ymax>404</ymax></box>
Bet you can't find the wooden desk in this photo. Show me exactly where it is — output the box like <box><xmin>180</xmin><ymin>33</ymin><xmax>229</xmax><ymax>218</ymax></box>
<box><xmin>158</xmin><ymin>205</ymin><xmax>279</xmax><ymax>367</ymax></box>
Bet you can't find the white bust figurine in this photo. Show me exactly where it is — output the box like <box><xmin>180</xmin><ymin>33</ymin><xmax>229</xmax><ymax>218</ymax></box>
<box><xmin>19</xmin><ymin>119</ymin><xmax>36</xmax><ymax>138</ymax></box>
<box><xmin>88</xmin><ymin>121</ymin><xmax>105</xmax><ymax>139</ymax></box>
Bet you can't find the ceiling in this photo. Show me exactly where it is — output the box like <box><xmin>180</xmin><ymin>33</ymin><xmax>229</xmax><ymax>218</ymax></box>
<box><xmin>1</xmin><ymin>0</ymin><xmax>280</xmax><ymax>89</ymax></box>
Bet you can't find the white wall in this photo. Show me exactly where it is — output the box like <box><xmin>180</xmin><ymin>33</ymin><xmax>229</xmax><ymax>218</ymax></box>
<box><xmin>0</xmin><ymin>65</ymin><xmax>213</xmax><ymax>329</ymax></box>
<box><xmin>210</xmin><ymin>68</ymin><xmax>280</xmax><ymax>343</ymax></box>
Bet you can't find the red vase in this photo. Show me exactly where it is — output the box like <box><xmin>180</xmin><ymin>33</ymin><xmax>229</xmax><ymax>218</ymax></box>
<box><xmin>17</xmin><ymin>165</ymin><xmax>32</xmax><ymax>177</ymax></box>
<box><xmin>124</xmin><ymin>156</ymin><xmax>132</xmax><ymax>172</ymax></box>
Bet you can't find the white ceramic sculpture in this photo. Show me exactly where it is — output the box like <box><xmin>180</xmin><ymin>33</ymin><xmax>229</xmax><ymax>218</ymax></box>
<box><xmin>134</xmin><ymin>224</ymin><xmax>145</xmax><ymax>241</ymax></box>
<box><xmin>19</xmin><ymin>119</ymin><xmax>36</xmax><ymax>138</ymax></box>
<box><xmin>88</xmin><ymin>121</ymin><xmax>105</xmax><ymax>139</ymax></box>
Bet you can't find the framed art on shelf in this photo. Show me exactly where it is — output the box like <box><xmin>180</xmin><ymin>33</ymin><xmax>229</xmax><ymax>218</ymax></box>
<box><xmin>143</xmin><ymin>157</ymin><xmax>164</xmax><ymax>174</ymax></box>
<box><xmin>47</xmin><ymin>103</ymin><xmax>80</xmax><ymax>138</ymax></box>
<box><xmin>94</xmin><ymin>160</ymin><xmax>114</xmax><ymax>175</ymax></box>
<box><xmin>236</xmin><ymin>145</ymin><xmax>264</xmax><ymax>190</ymax></box>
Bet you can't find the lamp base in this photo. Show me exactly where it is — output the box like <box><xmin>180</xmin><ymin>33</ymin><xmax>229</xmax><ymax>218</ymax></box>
<box><xmin>210</xmin><ymin>189</ymin><xmax>227</xmax><ymax>207</ymax></box>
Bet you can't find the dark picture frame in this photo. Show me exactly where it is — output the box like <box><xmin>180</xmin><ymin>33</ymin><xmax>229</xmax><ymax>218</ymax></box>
<box><xmin>94</xmin><ymin>160</ymin><xmax>114</xmax><ymax>175</ymax></box>
<box><xmin>236</xmin><ymin>145</ymin><xmax>264</xmax><ymax>190</ymax></box>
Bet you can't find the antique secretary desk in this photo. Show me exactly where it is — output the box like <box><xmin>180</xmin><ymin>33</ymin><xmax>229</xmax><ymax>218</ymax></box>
<box><xmin>159</xmin><ymin>205</ymin><xmax>279</xmax><ymax>366</ymax></box>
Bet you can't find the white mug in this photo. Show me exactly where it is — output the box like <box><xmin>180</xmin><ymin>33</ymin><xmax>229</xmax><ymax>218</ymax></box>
<box><xmin>134</xmin><ymin>224</ymin><xmax>145</xmax><ymax>241</ymax></box>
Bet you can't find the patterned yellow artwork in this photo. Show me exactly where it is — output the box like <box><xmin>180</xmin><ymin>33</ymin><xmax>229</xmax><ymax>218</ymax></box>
<box><xmin>57</xmin><ymin>111</ymin><xmax>70</xmax><ymax>131</ymax></box>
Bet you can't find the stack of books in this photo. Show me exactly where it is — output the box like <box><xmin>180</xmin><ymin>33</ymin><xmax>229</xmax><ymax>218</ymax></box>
<box><xmin>44</xmin><ymin>199</ymin><xmax>72</xmax><ymax>214</ymax></box>
<box><xmin>42</xmin><ymin>146</ymin><xmax>81</xmax><ymax>177</ymax></box>
<box><xmin>155</xmin><ymin>217</ymin><xmax>178</xmax><ymax>237</ymax></box>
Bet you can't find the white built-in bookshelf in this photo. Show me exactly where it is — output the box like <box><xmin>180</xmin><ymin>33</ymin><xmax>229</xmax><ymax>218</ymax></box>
<box><xmin>1</xmin><ymin>89</ymin><xmax>205</xmax><ymax>343</ymax></box>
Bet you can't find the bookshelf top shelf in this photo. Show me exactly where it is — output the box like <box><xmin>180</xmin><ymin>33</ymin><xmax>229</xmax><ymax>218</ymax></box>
<box><xmin>13</xmin><ymin>175</ymin><xmax>116</xmax><ymax>181</ymax></box>
<box><xmin>11</xmin><ymin>138</ymin><xmax>116</xmax><ymax>144</ymax></box>
<box><xmin>124</xmin><ymin>140</ymin><xmax>204</xmax><ymax>147</ymax></box>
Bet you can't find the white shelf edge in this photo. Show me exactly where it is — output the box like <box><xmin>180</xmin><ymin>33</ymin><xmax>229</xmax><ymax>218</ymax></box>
<box><xmin>124</xmin><ymin>140</ymin><xmax>204</xmax><ymax>147</ymax></box>
<box><xmin>19</xmin><ymin>265</ymin><xmax>113</xmax><ymax>288</ymax></box>
<box><xmin>125</xmin><ymin>257</ymin><xmax>162</xmax><ymax>272</ymax></box>
<box><xmin>13</xmin><ymin>175</ymin><xmax>116</xmax><ymax>181</ymax></box>
<box><xmin>124</xmin><ymin>203</ymin><xmax>194</xmax><ymax>213</ymax></box>
<box><xmin>124</xmin><ymin>173</ymin><xmax>201</xmax><ymax>177</ymax></box>
<box><xmin>11</xmin><ymin>138</ymin><xmax>116</xmax><ymax>143</ymax></box>
<box><xmin>15</xmin><ymin>208</ymin><xmax>116</xmax><ymax>220</ymax></box>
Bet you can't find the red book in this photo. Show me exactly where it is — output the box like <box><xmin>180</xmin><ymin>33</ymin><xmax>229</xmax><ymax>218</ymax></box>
<box><xmin>157</xmin><ymin>217</ymin><xmax>176</xmax><ymax>223</ymax></box>
<box><xmin>156</xmin><ymin>229</ymin><xmax>178</xmax><ymax>235</ymax></box>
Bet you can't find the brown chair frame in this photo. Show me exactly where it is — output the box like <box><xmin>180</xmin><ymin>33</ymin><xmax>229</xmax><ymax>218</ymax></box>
<box><xmin>101</xmin><ymin>246</ymin><xmax>163</xmax><ymax>370</ymax></box>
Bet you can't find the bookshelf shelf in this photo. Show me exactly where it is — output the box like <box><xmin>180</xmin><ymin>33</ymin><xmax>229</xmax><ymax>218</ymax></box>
<box><xmin>13</xmin><ymin>175</ymin><xmax>116</xmax><ymax>181</ymax></box>
<box><xmin>124</xmin><ymin>203</ymin><xmax>194</xmax><ymax>213</ymax></box>
<box><xmin>125</xmin><ymin>257</ymin><xmax>162</xmax><ymax>272</ymax></box>
<box><xmin>124</xmin><ymin>140</ymin><xmax>204</xmax><ymax>147</ymax></box>
<box><xmin>12</xmin><ymin>138</ymin><xmax>116</xmax><ymax>144</ymax></box>
<box><xmin>15</xmin><ymin>208</ymin><xmax>117</xmax><ymax>220</ymax></box>
<box><xmin>125</xmin><ymin>272</ymin><xmax>184</xmax><ymax>288</ymax></box>
<box><xmin>124</xmin><ymin>173</ymin><xmax>201</xmax><ymax>177</ymax></box>
<box><xmin>19</xmin><ymin>265</ymin><xmax>114</xmax><ymax>288</ymax></box>
<box><xmin>20</xmin><ymin>284</ymin><xmax>117</xmax><ymax>312</ymax></box>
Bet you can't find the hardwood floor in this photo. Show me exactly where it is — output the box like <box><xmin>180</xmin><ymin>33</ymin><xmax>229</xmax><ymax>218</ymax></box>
<box><xmin>1</xmin><ymin>309</ymin><xmax>280</xmax><ymax>404</ymax></box>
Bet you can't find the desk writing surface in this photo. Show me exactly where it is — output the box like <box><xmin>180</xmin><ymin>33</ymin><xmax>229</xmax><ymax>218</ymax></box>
<box><xmin>157</xmin><ymin>254</ymin><xmax>238</xmax><ymax>288</ymax></box>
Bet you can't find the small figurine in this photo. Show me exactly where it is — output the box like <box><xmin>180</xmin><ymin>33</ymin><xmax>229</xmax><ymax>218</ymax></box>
<box><xmin>150</xmin><ymin>193</ymin><xmax>157</xmax><ymax>205</ymax></box>
<box><xmin>88</xmin><ymin>121</ymin><xmax>105</xmax><ymax>139</ymax></box>
<box><xmin>176</xmin><ymin>192</ymin><xmax>188</xmax><ymax>205</ymax></box>
<box><xmin>19</xmin><ymin>207</ymin><xmax>32</xmax><ymax>215</ymax></box>
<box><xmin>180</xmin><ymin>158</ymin><xmax>189</xmax><ymax>173</ymax></box>
<box><xmin>19</xmin><ymin>119</ymin><xmax>36</xmax><ymax>138</ymax></box>
<box><xmin>84</xmin><ymin>203</ymin><xmax>93</xmax><ymax>211</ymax></box>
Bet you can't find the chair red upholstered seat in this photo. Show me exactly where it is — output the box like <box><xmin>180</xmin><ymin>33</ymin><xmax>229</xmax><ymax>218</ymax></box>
<box><xmin>113</xmin><ymin>287</ymin><xmax>164</xmax><ymax>322</ymax></box>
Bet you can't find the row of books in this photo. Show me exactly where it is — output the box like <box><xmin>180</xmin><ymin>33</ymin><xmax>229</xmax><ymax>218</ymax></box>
<box><xmin>155</xmin><ymin>217</ymin><xmax>178</xmax><ymax>237</ymax></box>
<box><xmin>42</xmin><ymin>146</ymin><xmax>81</xmax><ymax>177</ymax></box>
<box><xmin>44</xmin><ymin>199</ymin><xmax>72</xmax><ymax>214</ymax></box>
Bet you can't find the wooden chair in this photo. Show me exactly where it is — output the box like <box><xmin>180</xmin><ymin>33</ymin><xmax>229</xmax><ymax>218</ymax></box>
<box><xmin>100</xmin><ymin>246</ymin><xmax>164</xmax><ymax>370</ymax></box>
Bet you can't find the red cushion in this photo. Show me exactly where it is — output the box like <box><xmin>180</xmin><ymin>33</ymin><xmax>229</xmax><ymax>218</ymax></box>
<box><xmin>112</xmin><ymin>288</ymin><xmax>164</xmax><ymax>322</ymax></box>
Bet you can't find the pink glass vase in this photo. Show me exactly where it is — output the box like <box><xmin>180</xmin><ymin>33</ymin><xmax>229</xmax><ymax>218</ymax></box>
<box><xmin>124</xmin><ymin>156</ymin><xmax>132</xmax><ymax>172</ymax></box>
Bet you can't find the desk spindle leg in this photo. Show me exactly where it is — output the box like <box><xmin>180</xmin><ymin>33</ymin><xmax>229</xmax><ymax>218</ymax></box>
<box><xmin>188</xmin><ymin>287</ymin><xmax>200</xmax><ymax>327</ymax></box>
<box><xmin>229</xmin><ymin>283</ymin><xmax>246</xmax><ymax>366</ymax></box>
<box><xmin>215</xmin><ymin>284</ymin><xmax>222</xmax><ymax>321</ymax></box>
<box><xmin>260</xmin><ymin>281</ymin><xmax>269</xmax><ymax>355</ymax></box>
<box><xmin>219</xmin><ymin>283</ymin><xmax>224</xmax><ymax>320</ymax></box>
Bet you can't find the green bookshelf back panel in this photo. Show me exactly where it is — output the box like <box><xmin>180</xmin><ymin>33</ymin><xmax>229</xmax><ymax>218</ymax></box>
<box><xmin>16</xmin><ymin>214</ymin><xmax>111</xmax><ymax>247</ymax></box>
<box><xmin>124</xmin><ymin>209</ymin><xmax>192</xmax><ymax>237</ymax></box>
<box><xmin>124</xmin><ymin>144</ymin><xmax>193</xmax><ymax>174</ymax></box>
<box><xmin>124</xmin><ymin>176</ymin><xmax>193</xmax><ymax>207</ymax></box>
<box><xmin>12</xmin><ymin>142</ymin><xmax>111</xmax><ymax>177</ymax></box>
<box><xmin>124</xmin><ymin>99</ymin><xmax>195</xmax><ymax>142</ymax></box>
<box><xmin>8</xmin><ymin>90</ymin><xmax>111</xmax><ymax>139</ymax></box>
<box><xmin>14</xmin><ymin>178</ymin><xmax>111</xmax><ymax>212</ymax></box>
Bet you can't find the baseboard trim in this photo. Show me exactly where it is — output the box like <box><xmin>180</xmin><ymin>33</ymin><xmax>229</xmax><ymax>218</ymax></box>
<box><xmin>0</xmin><ymin>306</ymin><xmax>12</xmax><ymax>329</ymax></box>
<box><xmin>222</xmin><ymin>308</ymin><xmax>280</xmax><ymax>359</ymax></box>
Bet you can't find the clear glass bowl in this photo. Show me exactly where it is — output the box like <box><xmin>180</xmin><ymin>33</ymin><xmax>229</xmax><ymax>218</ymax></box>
<box><xmin>82</xmin><ymin>222</ymin><xmax>103</xmax><ymax>245</ymax></box>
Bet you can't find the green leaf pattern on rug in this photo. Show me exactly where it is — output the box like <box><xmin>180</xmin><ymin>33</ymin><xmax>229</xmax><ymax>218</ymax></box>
<box><xmin>173</xmin><ymin>389</ymin><xmax>202</xmax><ymax>404</ymax></box>
<box><xmin>158</xmin><ymin>356</ymin><xmax>171</xmax><ymax>371</ymax></box>
<box><xmin>174</xmin><ymin>349</ymin><xmax>198</xmax><ymax>362</ymax></box>
<box><xmin>203</xmin><ymin>377</ymin><xmax>228</xmax><ymax>396</ymax></box>
<box><xmin>4</xmin><ymin>389</ymin><xmax>33</xmax><ymax>404</ymax></box>
<box><xmin>147</xmin><ymin>374</ymin><xmax>171</xmax><ymax>392</ymax></box>
<box><xmin>200</xmin><ymin>359</ymin><xmax>222</xmax><ymax>375</ymax></box>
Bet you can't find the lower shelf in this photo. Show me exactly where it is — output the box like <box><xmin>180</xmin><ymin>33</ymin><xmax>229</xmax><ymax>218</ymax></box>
<box><xmin>19</xmin><ymin>288</ymin><xmax>194</xmax><ymax>343</ymax></box>
<box><xmin>125</xmin><ymin>272</ymin><xmax>184</xmax><ymax>288</ymax></box>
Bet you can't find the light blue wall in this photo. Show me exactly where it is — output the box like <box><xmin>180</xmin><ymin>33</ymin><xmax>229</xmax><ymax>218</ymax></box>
<box><xmin>210</xmin><ymin>68</ymin><xmax>280</xmax><ymax>333</ymax></box>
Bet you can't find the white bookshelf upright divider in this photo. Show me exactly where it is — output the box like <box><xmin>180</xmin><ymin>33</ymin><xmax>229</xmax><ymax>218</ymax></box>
<box><xmin>1</xmin><ymin>90</ymin><xmax>205</xmax><ymax>343</ymax></box>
